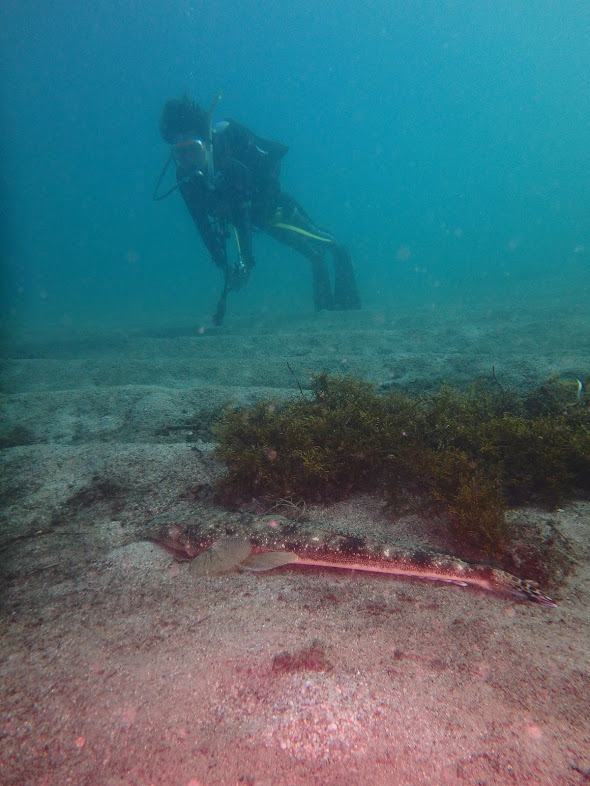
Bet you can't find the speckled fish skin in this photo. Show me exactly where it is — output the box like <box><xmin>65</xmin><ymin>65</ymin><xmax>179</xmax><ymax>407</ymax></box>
<box><xmin>146</xmin><ymin>513</ymin><xmax>556</xmax><ymax>606</ymax></box>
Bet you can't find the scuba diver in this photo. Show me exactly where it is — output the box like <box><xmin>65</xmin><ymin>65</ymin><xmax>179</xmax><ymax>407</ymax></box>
<box><xmin>154</xmin><ymin>94</ymin><xmax>361</xmax><ymax>325</ymax></box>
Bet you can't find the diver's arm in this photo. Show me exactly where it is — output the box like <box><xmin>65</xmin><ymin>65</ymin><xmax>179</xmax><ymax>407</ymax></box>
<box><xmin>194</xmin><ymin>209</ymin><xmax>228</xmax><ymax>271</ymax></box>
<box><xmin>232</xmin><ymin>198</ymin><xmax>255</xmax><ymax>270</ymax></box>
<box><xmin>217</xmin><ymin>198</ymin><xmax>254</xmax><ymax>292</ymax></box>
<box><xmin>180</xmin><ymin>183</ymin><xmax>228</xmax><ymax>271</ymax></box>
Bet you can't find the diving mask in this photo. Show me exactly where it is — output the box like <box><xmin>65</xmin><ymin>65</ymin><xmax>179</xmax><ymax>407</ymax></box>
<box><xmin>153</xmin><ymin>136</ymin><xmax>216</xmax><ymax>200</ymax></box>
<box><xmin>171</xmin><ymin>137</ymin><xmax>216</xmax><ymax>189</ymax></box>
<box><xmin>172</xmin><ymin>138</ymin><xmax>208</xmax><ymax>173</ymax></box>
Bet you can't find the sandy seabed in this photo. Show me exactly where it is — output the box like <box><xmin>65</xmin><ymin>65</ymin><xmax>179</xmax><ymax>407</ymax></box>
<box><xmin>1</xmin><ymin>291</ymin><xmax>589</xmax><ymax>786</ymax></box>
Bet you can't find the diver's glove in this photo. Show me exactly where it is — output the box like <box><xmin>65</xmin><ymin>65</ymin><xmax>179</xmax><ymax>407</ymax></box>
<box><xmin>228</xmin><ymin>256</ymin><xmax>251</xmax><ymax>291</ymax></box>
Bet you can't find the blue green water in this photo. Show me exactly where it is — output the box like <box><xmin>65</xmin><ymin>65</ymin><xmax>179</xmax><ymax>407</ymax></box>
<box><xmin>1</xmin><ymin>0</ymin><xmax>589</xmax><ymax>333</ymax></box>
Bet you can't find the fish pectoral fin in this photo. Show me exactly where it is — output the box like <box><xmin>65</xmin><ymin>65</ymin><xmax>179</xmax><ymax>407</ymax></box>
<box><xmin>189</xmin><ymin>537</ymin><xmax>252</xmax><ymax>576</ymax></box>
<box><xmin>239</xmin><ymin>552</ymin><xmax>298</xmax><ymax>571</ymax></box>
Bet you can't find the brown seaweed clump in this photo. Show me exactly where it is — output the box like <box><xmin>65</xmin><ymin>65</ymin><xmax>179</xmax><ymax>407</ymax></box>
<box><xmin>213</xmin><ymin>372</ymin><xmax>589</xmax><ymax>559</ymax></box>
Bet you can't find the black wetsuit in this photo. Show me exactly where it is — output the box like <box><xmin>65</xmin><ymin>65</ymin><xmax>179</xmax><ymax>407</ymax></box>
<box><xmin>175</xmin><ymin>120</ymin><xmax>361</xmax><ymax>321</ymax></box>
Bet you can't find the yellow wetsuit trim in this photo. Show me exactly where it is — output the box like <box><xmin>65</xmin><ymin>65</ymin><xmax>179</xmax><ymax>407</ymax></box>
<box><xmin>270</xmin><ymin>221</ymin><xmax>333</xmax><ymax>243</ymax></box>
<box><xmin>232</xmin><ymin>225</ymin><xmax>242</xmax><ymax>254</ymax></box>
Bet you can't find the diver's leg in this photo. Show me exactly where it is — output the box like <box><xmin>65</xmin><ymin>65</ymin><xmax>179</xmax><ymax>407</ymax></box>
<box><xmin>266</xmin><ymin>195</ymin><xmax>334</xmax><ymax>311</ymax></box>
<box><xmin>332</xmin><ymin>244</ymin><xmax>361</xmax><ymax>310</ymax></box>
<box><xmin>269</xmin><ymin>194</ymin><xmax>360</xmax><ymax>311</ymax></box>
<box><xmin>311</xmin><ymin>254</ymin><xmax>333</xmax><ymax>311</ymax></box>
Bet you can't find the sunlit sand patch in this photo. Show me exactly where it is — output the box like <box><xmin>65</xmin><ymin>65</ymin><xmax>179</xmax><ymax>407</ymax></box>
<box><xmin>259</xmin><ymin>674</ymin><xmax>378</xmax><ymax>761</ymax></box>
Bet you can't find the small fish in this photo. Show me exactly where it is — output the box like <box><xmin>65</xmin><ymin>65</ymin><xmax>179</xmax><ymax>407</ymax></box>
<box><xmin>146</xmin><ymin>513</ymin><xmax>556</xmax><ymax>606</ymax></box>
